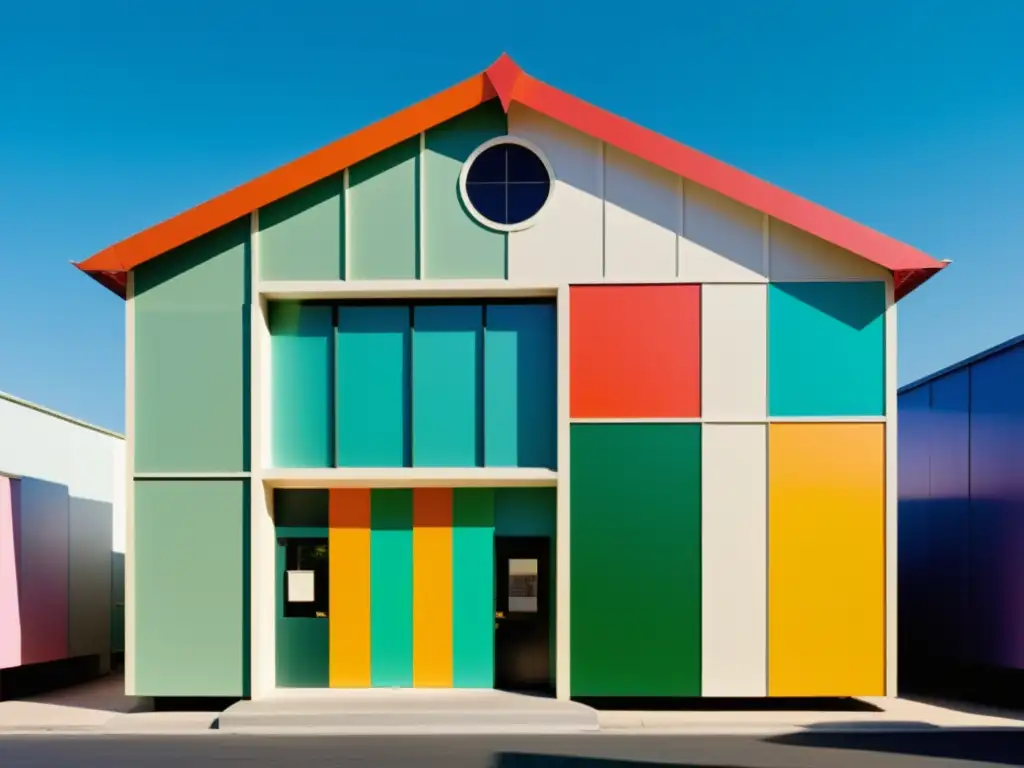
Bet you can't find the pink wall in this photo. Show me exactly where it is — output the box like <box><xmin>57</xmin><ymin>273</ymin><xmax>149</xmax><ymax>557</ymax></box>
<box><xmin>0</xmin><ymin>477</ymin><xmax>21</xmax><ymax>669</ymax></box>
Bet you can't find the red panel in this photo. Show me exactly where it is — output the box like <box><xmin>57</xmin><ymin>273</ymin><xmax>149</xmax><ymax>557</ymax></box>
<box><xmin>570</xmin><ymin>285</ymin><xmax>700</xmax><ymax>419</ymax></box>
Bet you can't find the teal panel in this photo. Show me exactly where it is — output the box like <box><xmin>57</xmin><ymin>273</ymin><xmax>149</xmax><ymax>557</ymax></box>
<box><xmin>133</xmin><ymin>220</ymin><xmax>250</xmax><ymax>472</ymax></box>
<box><xmin>412</xmin><ymin>305</ymin><xmax>482</xmax><ymax>467</ymax></box>
<box><xmin>494</xmin><ymin>488</ymin><xmax>556</xmax><ymax>538</ymax></box>
<box><xmin>370</xmin><ymin>489</ymin><xmax>413</xmax><ymax>687</ymax></box>
<box><xmin>423</xmin><ymin>103</ymin><xmax>507</xmax><ymax>278</ymax></box>
<box><xmin>452</xmin><ymin>488</ymin><xmax>495</xmax><ymax>688</ymax></box>
<box><xmin>336</xmin><ymin>306</ymin><xmax>411</xmax><ymax>467</ymax></box>
<box><xmin>274</xmin><ymin>489</ymin><xmax>329</xmax><ymax>528</ymax></box>
<box><xmin>484</xmin><ymin>304</ymin><xmax>557</xmax><ymax>468</ymax></box>
<box><xmin>134</xmin><ymin>480</ymin><xmax>249</xmax><ymax>697</ymax></box>
<box><xmin>768</xmin><ymin>281</ymin><xmax>886</xmax><ymax>417</ymax></box>
<box><xmin>275</xmin><ymin>541</ymin><xmax>329</xmax><ymax>687</ymax></box>
<box><xmin>269</xmin><ymin>302</ymin><xmax>334</xmax><ymax>468</ymax></box>
<box><xmin>259</xmin><ymin>174</ymin><xmax>345</xmax><ymax>280</ymax></box>
<box><xmin>347</xmin><ymin>138</ymin><xmax>419</xmax><ymax>280</ymax></box>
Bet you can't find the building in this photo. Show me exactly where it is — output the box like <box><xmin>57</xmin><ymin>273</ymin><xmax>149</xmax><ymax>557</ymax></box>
<box><xmin>76</xmin><ymin>55</ymin><xmax>947</xmax><ymax>701</ymax></box>
<box><xmin>898</xmin><ymin>334</ymin><xmax>1024</xmax><ymax>694</ymax></box>
<box><xmin>0</xmin><ymin>391</ymin><xmax>125</xmax><ymax>698</ymax></box>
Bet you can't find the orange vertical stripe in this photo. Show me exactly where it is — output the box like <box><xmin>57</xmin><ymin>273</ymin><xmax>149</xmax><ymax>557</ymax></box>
<box><xmin>329</xmin><ymin>488</ymin><xmax>372</xmax><ymax>687</ymax></box>
<box><xmin>412</xmin><ymin>488</ymin><xmax>453</xmax><ymax>687</ymax></box>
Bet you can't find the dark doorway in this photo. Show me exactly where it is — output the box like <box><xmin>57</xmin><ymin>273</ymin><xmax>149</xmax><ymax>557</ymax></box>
<box><xmin>494</xmin><ymin>536</ymin><xmax>551</xmax><ymax>692</ymax></box>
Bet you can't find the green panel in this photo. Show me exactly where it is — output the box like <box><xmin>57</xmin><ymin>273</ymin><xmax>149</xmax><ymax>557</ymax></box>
<box><xmin>570</xmin><ymin>423</ymin><xmax>702</xmax><ymax>697</ymax></box>
<box><xmin>134</xmin><ymin>480</ymin><xmax>249</xmax><ymax>696</ymax></box>
<box><xmin>768</xmin><ymin>281</ymin><xmax>886</xmax><ymax>417</ymax></box>
<box><xmin>274</xmin><ymin>489</ymin><xmax>329</xmax><ymax>528</ymax></box>
<box><xmin>259</xmin><ymin>174</ymin><xmax>344</xmax><ymax>281</ymax></box>
<box><xmin>412</xmin><ymin>305</ymin><xmax>482</xmax><ymax>466</ymax></box>
<box><xmin>275</xmin><ymin>541</ymin><xmax>329</xmax><ymax>687</ymax></box>
<box><xmin>370</xmin><ymin>489</ymin><xmax>413</xmax><ymax>687</ymax></box>
<box><xmin>336</xmin><ymin>306</ymin><xmax>411</xmax><ymax>467</ymax></box>
<box><xmin>133</xmin><ymin>220</ymin><xmax>250</xmax><ymax>472</ymax></box>
<box><xmin>269</xmin><ymin>302</ymin><xmax>334</xmax><ymax>468</ymax></box>
<box><xmin>452</xmin><ymin>488</ymin><xmax>495</xmax><ymax>688</ymax></box>
<box><xmin>348</xmin><ymin>138</ymin><xmax>419</xmax><ymax>280</ymax></box>
<box><xmin>423</xmin><ymin>103</ymin><xmax>507</xmax><ymax>278</ymax></box>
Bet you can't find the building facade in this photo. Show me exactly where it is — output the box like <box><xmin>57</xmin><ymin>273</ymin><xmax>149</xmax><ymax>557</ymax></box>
<box><xmin>899</xmin><ymin>335</ymin><xmax>1024</xmax><ymax>690</ymax></box>
<box><xmin>78</xmin><ymin>55</ymin><xmax>946</xmax><ymax>700</ymax></box>
<box><xmin>0</xmin><ymin>391</ymin><xmax>125</xmax><ymax>696</ymax></box>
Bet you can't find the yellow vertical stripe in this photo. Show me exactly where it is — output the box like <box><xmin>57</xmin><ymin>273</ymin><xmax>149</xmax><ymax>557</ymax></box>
<box><xmin>412</xmin><ymin>488</ymin><xmax>453</xmax><ymax>687</ymax></box>
<box><xmin>329</xmin><ymin>488</ymin><xmax>371</xmax><ymax>687</ymax></box>
<box><xmin>768</xmin><ymin>423</ymin><xmax>885</xmax><ymax>696</ymax></box>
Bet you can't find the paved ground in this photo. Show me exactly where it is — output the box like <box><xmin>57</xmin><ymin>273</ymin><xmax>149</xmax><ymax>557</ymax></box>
<box><xmin>2</xmin><ymin>733</ymin><xmax>1024</xmax><ymax>767</ymax></box>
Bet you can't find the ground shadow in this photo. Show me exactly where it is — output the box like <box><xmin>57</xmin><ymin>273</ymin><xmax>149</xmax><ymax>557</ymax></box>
<box><xmin>573</xmin><ymin>697</ymin><xmax>881</xmax><ymax>712</ymax></box>
<box><xmin>494</xmin><ymin>755</ymin><xmax>743</xmax><ymax>768</ymax></box>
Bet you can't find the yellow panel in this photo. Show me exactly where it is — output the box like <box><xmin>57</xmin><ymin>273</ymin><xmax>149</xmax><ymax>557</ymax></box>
<box><xmin>413</xmin><ymin>488</ymin><xmax>453</xmax><ymax>687</ymax></box>
<box><xmin>768</xmin><ymin>423</ymin><xmax>885</xmax><ymax>696</ymax></box>
<box><xmin>329</xmin><ymin>489</ymin><xmax>371</xmax><ymax>687</ymax></box>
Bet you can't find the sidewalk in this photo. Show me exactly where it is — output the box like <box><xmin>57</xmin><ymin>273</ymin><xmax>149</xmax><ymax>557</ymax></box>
<box><xmin>1</xmin><ymin>675</ymin><xmax>1024</xmax><ymax>736</ymax></box>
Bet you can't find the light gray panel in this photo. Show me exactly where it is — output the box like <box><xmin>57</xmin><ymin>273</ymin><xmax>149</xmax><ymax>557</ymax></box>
<box><xmin>68</xmin><ymin>498</ymin><xmax>113</xmax><ymax>659</ymax></box>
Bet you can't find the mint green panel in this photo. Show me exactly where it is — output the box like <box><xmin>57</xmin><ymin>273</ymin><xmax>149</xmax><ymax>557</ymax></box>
<box><xmin>269</xmin><ymin>302</ymin><xmax>334</xmax><ymax>468</ymax></box>
<box><xmin>336</xmin><ymin>306</ymin><xmax>411</xmax><ymax>467</ymax></box>
<box><xmin>259</xmin><ymin>174</ymin><xmax>344</xmax><ymax>280</ymax></box>
<box><xmin>133</xmin><ymin>220</ymin><xmax>250</xmax><ymax>472</ymax></box>
<box><xmin>423</xmin><ymin>103</ymin><xmax>507</xmax><ymax>279</ymax></box>
<box><xmin>275</xmin><ymin>540</ymin><xmax>329</xmax><ymax>687</ymax></box>
<box><xmin>412</xmin><ymin>305</ymin><xmax>483</xmax><ymax>467</ymax></box>
<box><xmin>134</xmin><ymin>480</ymin><xmax>249</xmax><ymax>697</ymax></box>
<box><xmin>768</xmin><ymin>281</ymin><xmax>886</xmax><ymax>417</ymax></box>
<box><xmin>452</xmin><ymin>488</ymin><xmax>495</xmax><ymax>688</ymax></box>
<box><xmin>348</xmin><ymin>139</ymin><xmax>419</xmax><ymax>280</ymax></box>
<box><xmin>370</xmin><ymin>489</ymin><xmax>413</xmax><ymax>687</ymax></box>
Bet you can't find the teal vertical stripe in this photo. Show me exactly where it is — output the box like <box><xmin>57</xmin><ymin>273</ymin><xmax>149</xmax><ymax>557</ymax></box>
<box><xmin>768</xmin><ymin>281</ymin><xmax>886</xmax><ymax>417</ymax></box>
<box><xmin>484</xmin><ymin>304</ymin><xmax>557</xmax><ymax>468</ymax></box>
<box><xmin>452</xmin><ymin>488</ymin><xmax>495</xmax><ymax>688</ymax></box>
<box><xmin>412</xmin><ymin>305</ymin><xmax>483</xmax><ymax>466</ymax></box>
<box><xmin>269</xmin><ymin>302</ymin><xmax>333</xmax><ymax>468</ymax></box>
<box><xmin>370</xmin><ymin>489</ymin><xmax>413</xmax><ymax>687</ymax></box>
<box><xmin>336</xmin><ymin>306</ymin><xmax>411</xmax><ymax>467</ymax></box>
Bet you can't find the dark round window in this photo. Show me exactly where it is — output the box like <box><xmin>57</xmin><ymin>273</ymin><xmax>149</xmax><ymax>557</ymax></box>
<box><xmin>462</xmin><ymin>140</ymin><xmax>552</xmax><ymax>229</ymax></box>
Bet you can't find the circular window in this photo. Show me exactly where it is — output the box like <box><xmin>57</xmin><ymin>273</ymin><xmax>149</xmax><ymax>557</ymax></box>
<box><xmin>459</xmin><ymin>137</ymin><xmax>553</xmax><ymax>231</ymax></box>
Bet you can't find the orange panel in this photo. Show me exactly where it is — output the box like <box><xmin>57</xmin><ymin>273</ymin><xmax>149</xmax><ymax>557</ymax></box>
<box><xmin>570</xmin><ymin>285</ymin><xmax>701</xmax><ymax>418</ymax></box>
<box><xmin>412</xmin><ymin>488</ymin><xmax>453</xmax><ymax>687</ymax></box>
<box><xmin>329</xmin><ymin>488</ymin><xmax>372</xmax><ymax>688</ymax></box>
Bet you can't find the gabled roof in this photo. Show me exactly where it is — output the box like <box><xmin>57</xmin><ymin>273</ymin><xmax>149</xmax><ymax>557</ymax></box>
<box><xmin>76</xmin><ymin>54</ymin><xmax>948</xmax><ymax>299</ymax></box>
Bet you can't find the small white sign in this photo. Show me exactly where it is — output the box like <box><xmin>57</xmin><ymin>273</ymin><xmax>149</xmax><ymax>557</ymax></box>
<box><xmin>287</xmin><ymin>570</ymin><xmax>315</xmax><ymax>603</ymax></box>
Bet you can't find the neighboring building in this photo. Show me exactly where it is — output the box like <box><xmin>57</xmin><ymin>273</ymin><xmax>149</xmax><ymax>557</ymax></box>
<box><xmin>898</xmin><ymin>334</ymin><xmax>1024</xmax><ymax>691</ymax></box>
<box><xmin>76</xmin><ymin>55</ymin><xmax>946</xmax><ymax>701</ymax></box>
<box><xmin>0</xmin><ymin>391</ymin><xmax>125</xmax><ymax>698</ymax></box>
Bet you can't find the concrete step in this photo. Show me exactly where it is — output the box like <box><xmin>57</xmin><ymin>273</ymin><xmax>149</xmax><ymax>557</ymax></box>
<box><xmin>218</xmin><ymin>690</ymin><xmax>600</xmax><ymax>734</ymax></box>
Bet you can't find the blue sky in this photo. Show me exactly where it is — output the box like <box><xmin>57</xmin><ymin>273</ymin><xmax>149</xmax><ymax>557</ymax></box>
<box><xmin>1</xmin><ymin>0</ymin><xmax>1022</xmax><ymax>433</ymax></box>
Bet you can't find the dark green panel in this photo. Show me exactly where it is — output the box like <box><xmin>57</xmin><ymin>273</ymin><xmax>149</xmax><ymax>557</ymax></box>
<box><xmin>273</xmin><ymin>489</ymin><xmax>329</xmax><ymax>528</ymax></box>
<box><xmin>570</xmin><ymin>423</ymin><xmax>702</xmax><ymax>697</ymax></box>
<box><xmin>275</xmin><ymin>540</ymin><xmax>329</xmax><ymax>687</ymax></box>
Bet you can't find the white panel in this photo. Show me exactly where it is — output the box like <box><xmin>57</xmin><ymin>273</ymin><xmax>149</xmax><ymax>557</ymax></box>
<box><xmin>603</xmin><ymin>145</ymin><xmax>680</xmax><ymax>280</ymax></box>
<box><xmin>769</xmin><ymin>219</ymin><xmax>886</xmax><ymax>281</ymax></box>
<box><xmin>702</xmin><ymin>424</ymin><xmax>767</xmax><ymax>697</ymax></box>
<box><xmin>287</xmin><ymin>570</ymin><xmax>315</xmax><ymax>603</ymax></box>
<box><xmin>701</xmin><ymin>284</ymin><xmax>768</xmax><ymax>421</ymax></box>
<box><xmin>507</xmin><ymin>105</ymin><xmax>604</xmax><ymax>282</ymax></box>
<box><xmin>680</xmin><ymin>182</ymin><xmax>766</xmax><ymax>282</ymax></box>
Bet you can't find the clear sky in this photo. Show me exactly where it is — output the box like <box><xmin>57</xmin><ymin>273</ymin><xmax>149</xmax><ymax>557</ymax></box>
<box><xmin>1</xmin><ymin>1</ymin><xmax>1022</xmax><ymax>433</ymax></box>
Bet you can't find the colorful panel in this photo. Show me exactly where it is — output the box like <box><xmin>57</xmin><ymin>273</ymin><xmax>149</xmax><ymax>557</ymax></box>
<box><xmin>274</xmin><ymin>489</ymin><xmax>329</xmax><ymax>528</ymax></box>
<box><xmin>336</xmin><ymin>306</ymin><xmax>411</xmax><ymax>467</ymax></box>
<box><xmin>452</xmin><ymin>488</ymin><xmax>496</xmax><ymax>688</ymax></box>
<box><xmin>370</xmin><ymin>489</ymin><xmax>414</xmax><ymax>687</ymax></box>
<box><xmin>570</xmin><ymin>423</ymin><xmax>702</xmax><ymax>696</ymax></box>
<box><xmin>347</xmin><ymin>138</ymin><xmax>419</xmax><ymax>280</ymax></box>
<box><xmin>768</xmin><ymin>281</ymin><xmax>885</xmax><ymax>417</ymax></box>
<box><xmin>569</xmin><ymin>285</ymin><xmax>700</xmax><ymax>419</ymax></box>
<box><xmin>275</xmin><ymin>540</ymin><xmax>330</xmax><ymax>688</ymax></box>
<box><xmin>412</xmin><ymin>305</ymin><xmax>483</xmax><ymax>467</ymax></box>
<box><xmin>259</xmin><ymin>174</ymin><xmax>345</xmax><ymax>280</ymax></box>
<box><xmin>0</xmin><ymin>477</ymin><xmax>20</xmax><ymax>669</ymax></box>
<box><xmin>413</xmin><ymin>489</ymin><xmax>454</xmax><ymax>687</ymax></box>
<box><xmin>330</xmin><ymin>489</ymin><xmax>372</xmax><ymax>687</ymax></box>
<box><xmin>134</xmin><ymin>480</ymin><xmax>249</xmax><ymax>696</ymax></box>
<box><xmin>133</xmin><ymin>220</ymin><xmax>250</xmax><ymax>472</ymax></box>
<box><xmin>270</xmin><ymin>302</ymin><xmax>334</xmax><ymax>468</ymax></box>
<box><xmin>484</xmin><ymin>303</ymin><xmax>557</xmax><ymax>468</ymax></box>
<box><xmin>423</xmin><ymin>103</ymin><xmax>507</xmax><ymax>279</ymax></box>
<box><xmin>768</xmin><ymin>423</ymin><xmax>885</xmax><ymax>696</ymax></box>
